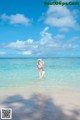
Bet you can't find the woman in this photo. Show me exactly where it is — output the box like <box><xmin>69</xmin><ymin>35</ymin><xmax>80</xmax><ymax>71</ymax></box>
<box><xmin>37</xmin><ymin>59</ymin><xmax>45</xmax><ymax>79</ymax></box>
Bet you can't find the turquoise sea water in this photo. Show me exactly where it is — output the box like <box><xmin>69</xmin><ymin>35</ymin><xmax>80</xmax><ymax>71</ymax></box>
<box><xmin>0</xmin><ymin>58</ymin><xmax>80</xmax><ymax>89</ymax></box>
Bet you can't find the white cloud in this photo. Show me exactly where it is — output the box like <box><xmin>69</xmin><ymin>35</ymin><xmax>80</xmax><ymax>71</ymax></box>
<box><xmin>5</xmin><ymin>39</ymin><xmax>34</xmax><ymax>50</ymax></box>
<box><xmin>45</xmin><ymin>6</ymin><xmax>77</xmax><ymax>28</ymax></box>
<box><xmin>27</xmin><ymin>39</ymin><xmax>33</xmax><ymax>44</ymax></box>
<box><xmin>4</xmin><ymin>28</ymin><xmax>79</xmax><ymax>52</ymax></box>
<box><xmin>39</xmin><ymin>27</ymin><xmax>80</xmax><ymax>52</ymax></box>
<box><xmin>40</xmin><ymin>27</ymin><xmax>65</xmax><ymax>48</ymax></box>
<box><xmin>0</xmin><ymin>51</ymin><xmax>6</xmax><ymax>55</ymax></box>
<box><xmin>1</xmin><ymin>14</ymin><xmax>31</xmax><ymax>26</ymax></box>
<box><xmin>53</xmin><ymin>34</ymin><xmax>65</xmax><ymax>40</ymax></box>
<box><xmin>2</xmin><ymin>27</ymin><xmax>80</xmax><ymax>56</ymax></box>
<box><xmin>3</xmin><ymin>27</ymin><xmax>64</xmax><ymax>55</ymax></box>
<box><xmin>61</xmin><ymin>36</ymin><xmax>80</xmax><ymax>49</ymax></box>
<box><xmin>38</xmin><ymin>13</ymin><xmax>45</xmax><ymax>22</ymax></box>
<box><xmin>6</xmin><ymin>40</ymin><xmax>26</xmax><ymax>50</ymax></box>
<box><xmin>19</xmin><ymin>51</ymin><xmax>32</xmax><ymax>55</ymax></box>
<box><xmin>40</xmin><ymin>27</ymin><xmax>52</xmax><ymax>45</ymax></box>
<box><xmin>62</xmin><ymin>43</ymin><xmax>78</xmax><ymax>50</ymax></box>
<box><xmin>59</xmin><ymin>28</ymin><xmax>69</xmax><ymax>32</ymax></box>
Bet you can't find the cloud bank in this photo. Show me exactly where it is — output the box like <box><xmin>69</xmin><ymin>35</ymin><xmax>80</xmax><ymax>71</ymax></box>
<box><xmin>0</xmin><ymin>27</ymin><xmax>79</xmax><ymax>57</ymax></box>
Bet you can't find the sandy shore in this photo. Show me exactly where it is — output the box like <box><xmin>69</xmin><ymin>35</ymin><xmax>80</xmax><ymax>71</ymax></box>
<box><xmin>0</xmin><ymin>87</ymin><xmax>80</xmax><ymax>120</ymax></box>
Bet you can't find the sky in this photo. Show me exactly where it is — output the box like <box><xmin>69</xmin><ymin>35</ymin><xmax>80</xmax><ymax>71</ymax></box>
<box><xmin>0</xmin><ymin>0</ymin><xmax>80</xmax><ymax>57</ymax></box>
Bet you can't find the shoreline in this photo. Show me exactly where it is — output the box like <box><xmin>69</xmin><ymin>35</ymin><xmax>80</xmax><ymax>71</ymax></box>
<box><xmin>0</xmin><ymin>86</ymin><xmax>80</xmax><ymax>95</ymax></box>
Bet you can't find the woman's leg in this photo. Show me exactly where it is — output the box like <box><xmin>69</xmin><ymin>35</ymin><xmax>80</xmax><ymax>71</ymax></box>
<box><xmin>42</xmin><ymin>70</ymin><xmax>45</xmax><ymax>77</ymax></box>
<box><xmin>39</xmin><ymin>69</ymin><xmax>43</xmax><ymax>79</ymax></box>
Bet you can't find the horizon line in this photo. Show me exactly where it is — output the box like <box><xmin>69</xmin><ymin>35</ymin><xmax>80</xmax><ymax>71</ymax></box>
<box><xmin>0</xmin><ymin>56</ymin><xmax>80</xmax><ymax>59</ymax></box>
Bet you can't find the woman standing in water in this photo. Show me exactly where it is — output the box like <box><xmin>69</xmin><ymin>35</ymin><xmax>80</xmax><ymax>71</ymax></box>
<box><xmin>37</xmin><ymin>59</ymin><xmax>45</xmax><ymax>79</ymax></box>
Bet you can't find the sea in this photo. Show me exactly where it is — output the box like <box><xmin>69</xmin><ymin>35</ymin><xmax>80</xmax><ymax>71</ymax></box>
<box><xmin>0</xmin><ymin>58</ymin><xmax>80</xmax><ymax>89</ymax></box>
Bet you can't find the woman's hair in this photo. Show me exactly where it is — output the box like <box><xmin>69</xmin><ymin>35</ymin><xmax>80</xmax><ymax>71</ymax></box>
<box><xmin>38</xmin><ymin>59</ymin><xmax>42</xmax><ymax>62</ymax></box>
<box><xmin>37</xmin><ymin>59</ymin><xmax>44</xmax><ymax>65</ymax></box>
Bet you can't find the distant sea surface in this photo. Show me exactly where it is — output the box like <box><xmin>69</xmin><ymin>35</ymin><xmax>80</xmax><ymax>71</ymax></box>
<box><xmin>0</xmin><ymin>58</ymin><xmax>80</xmax><ymax>89</ymax></box>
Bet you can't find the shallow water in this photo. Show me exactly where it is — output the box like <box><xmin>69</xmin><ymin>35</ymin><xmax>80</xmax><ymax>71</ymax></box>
<box><xmin>0</xmin><ymin>58</ymin><xmax>80</xmax><ymax>89</ymax></box>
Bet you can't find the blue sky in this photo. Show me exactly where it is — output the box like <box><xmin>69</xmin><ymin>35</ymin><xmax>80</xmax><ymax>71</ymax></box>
<box><xmin>0</xmin><ymin>0</ymin><xmax>80</xmax><ymax>57</ymax></box>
